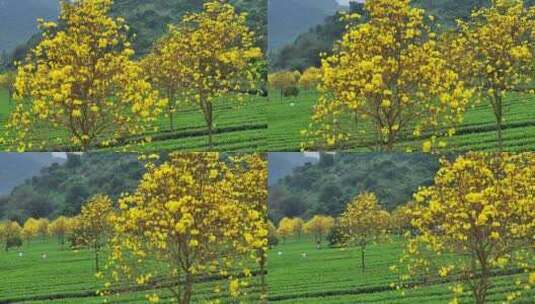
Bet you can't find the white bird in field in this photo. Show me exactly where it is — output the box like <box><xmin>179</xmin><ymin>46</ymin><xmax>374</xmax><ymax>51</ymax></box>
<box><xmin>301</xmin><ymin>253</ymin><xmax>307</xmax><ymax>258</ymax></box>
<box><xmin>18</xmin><ymin>252</ymin><xmax>23</xmax><ymax>257</ymax></box>
<box><xmin>42</xmin><ymin>254</ymin><xmax>47</xmax><ymax>259</ymax></box>
<box><xmin>277</xmin><ymin>251</ymin><xmax>282</xmax><ymax>256</ymax></box>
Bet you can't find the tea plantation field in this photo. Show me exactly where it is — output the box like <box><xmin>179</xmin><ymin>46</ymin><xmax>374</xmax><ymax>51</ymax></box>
<box><xmin>0</xmin><ymin>239</ymin><xmax>261</xmax><ymax>303</ymax></box>
<box><xmin>0</xmin><ymin>89</ymin><xmax>267</xmax><ymax>152</ymax></box>
<box><xmin>267</xmin><ymin>237</ymin><xmax>535</xmax><ymax>303</ymax></box>
<box><xmin>266</xmin><ymin>90</ymin><xmax>535</xmax><ymax>152</ymax></box>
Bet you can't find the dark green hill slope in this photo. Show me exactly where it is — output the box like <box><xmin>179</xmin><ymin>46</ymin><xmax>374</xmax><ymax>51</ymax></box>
<box><xmin>0</xmin><ymin>153</ymin><xmax>144</xmax><ymax>222</ymax></box>
<box><xmin>2</xmin><ymin>0</ymin><xmax>266</xmax><ymax>69</ymax></box>
<box><xmin>268</xmin><ymin>153</ymin><xmax>440</xmax><ymax>222</ymax></box>
<box><xmin>0</xmin><ymin>153</ymin><xmax>64</xmax><ymax>195</ymax></box>
<box><xmin>271</xmin><ymin>0</ymin><xmax>535</xmax><ymax>71</ymax></box>
<box><xmin>0</xmin><ymin>0</ymin><xmax>59</xmax><ymax>54</ymax></box>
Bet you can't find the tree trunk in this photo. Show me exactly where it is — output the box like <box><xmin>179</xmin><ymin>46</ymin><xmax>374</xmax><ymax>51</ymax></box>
<box><xmin>361</xmin><ymin>246</ymin><xmax>365</xmax><ymax>271</ymax></box>
<box><xmin>94</xmin><ymin>244</ymin><xmax>99</xmax><ymax>273</ymax></box>
<box><xmin>181</xmin><ymin>271</ymin><xmax>193</xmax><ymax>304</ymax></box>
<box><xmin>492</xmin><ymin>92</ymin><xmax>503</xmax><ymax>151</ymax></box>
<box><xmin>259</xmin><ymin>249</ymin><xmax>267</xmax><ymax>303</ymax></box>
<box><xmin>204</xmin><ymin>101</ymin><xmax>214</xmax><ymax>149</ymax></box>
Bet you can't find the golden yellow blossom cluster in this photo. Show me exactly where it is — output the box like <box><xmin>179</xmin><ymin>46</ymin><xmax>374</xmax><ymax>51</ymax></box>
<box><xmin>2</xmin><ymin>0</ymin><xmax>164</xmax><ymax>151</ymax></box>
<box><xmin>106</xmin><ymin>152</ymin><xmax>267</xmax><ymax>303</ymax></box>
<box><xmin>143</xmin><ymin>1</ymin><xmax>263</xmax><ymax>148</ymax></box>
<box><xmin>303</xmin><ymin>215</ymin><xmax>335</xmax><ymax>247</ymax></box>
<box><xmin>303</xmin><ymin>0</ymin><xmax>472</xmax><ymax>151</ymax></box>
<box><xmin>338</xmin><ymin>192</ymin><xmax>390</xmax><ymax>270</ymax></box>
<box><xmin>398</xmin><ymin>152</ymin><xmax>535</xmax><ymax>304</ymax></box>
<box><xmin>449</xmin><ymin>0</ymin><xmax>535</xmax><ymax>149</ymax></box>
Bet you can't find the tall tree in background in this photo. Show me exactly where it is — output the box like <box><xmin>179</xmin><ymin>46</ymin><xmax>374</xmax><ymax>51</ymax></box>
<box><xmin>3</xmin><ymin>0</ymin><xmax>164</xmax><ymax>151</ymax></box>
<box><xmin>304</xmin><ymin>215</ymin><xmax>335</xmax><ymax>248</ymax></box>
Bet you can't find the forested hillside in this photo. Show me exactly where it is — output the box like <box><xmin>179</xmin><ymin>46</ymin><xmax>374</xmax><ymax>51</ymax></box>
<box><xmin>0</xmin><ymin>0</ymin><xmax>59</xmax><ymax>54</ymax></box>
<box><xmin>0</xmin><ymin>153</ymin><xmax>144</xmax><ymax>222</ymax></box>
<box><xmin>268</xmin><ymin>153</ymin><xmax>440</xmax><ymax>222</ymax></box>
<box><xmin>0</xmin><ymin>153</ymin><xmax>64</xmax><ymax>195</ymax></box>
<box><xmin>2</xmin><ymin>0</ymin><xmax>266</xmax><ymax>69</ymax></box>
<box><xmin>268</xmin><ymin>152</ymin><xmax>318</xmax><ymax>185</ymax></box>
<box><xmin>268</xmin><ymin>0</ymin><xmax>341</xmax><ymax>50</ymax></box>
<box><xmin>270</xmin><ymin>0</ymin><xmax>535</xmax><ymax>71</ymax></box>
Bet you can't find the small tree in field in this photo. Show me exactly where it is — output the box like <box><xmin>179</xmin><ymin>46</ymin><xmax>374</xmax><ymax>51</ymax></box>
<box><xmin>304</xmin><ymin>215</ymin><xmax>335</xmax><ymax>248</ymax></box>
<box><xmin>108</xmin><ymin>153</ymin><xmax>265</xmax><ymax>304</ymax></box>
<box><xmin>22</xmin><ymin>218</ymin><xmax>40</xmax><ymax>244</ymax></box>
<box><xmin>290</xmin><ymin>217</ymin><xmax>304</xmax><ymax>240</ymax></box>
<box><xmin>299</xmin><ymin>67</ymin><xmax>322</xmax><ymax>91</ymax></box>
<box><xmin>339</xmin><ymin>192</ymin><xmax>390</xmax><ymax>271</ymax></box>
<box><xmin>36</xmin><ymin>218</ymin><xmax>49</xmax><ymax>240</ymax></box>
<box><xmin>451</xmin><ymin>0</ymin><xmax>535</xmax><ymax>150</ymax></box>
<box><xmin>0</xmin><ymin>221</ymin><xmax>22</xmax><ymax>251</ymax></box>
<box><xmin>3</xmin><ymin>0</ymin><xmax>163</xmax><ymax>151</ymax></box>
<box><xmin>399</xmin><ymin>153</ymin><xmax>535</xmax><ymax>304</ymax></box>
<box><xmin>50</xmin><ymin>216</ymin><xmax>70</xmax><ymax>248</ymax></box>
<box><xmin>0</xmin><ymin>71</ymin><xmax>15</xmax><ymax>103</ymax></box>
<box><xmin>268</xmin><ymin>71</ymin><xmax>300</xmax><ymax>101</ymax></box>
<box><xmin>79</xmin><ymin>194</ymin><xmax>113</xmax><ymax>272</ymax></box>
<box><xmin>155</xmin><ymin>1</ymin><xmax>263</xmax><ymax>148</ymax></box>
<box><xmin>303</xmin><ymin>0</ymin><xmax>472</xmax><ymax>151</ymax></box>
<box><xmin>277</xmin><ymin>217</ymin><xmax>294</xmax><ymax>243</ymax></box>
<box><xmin>390</xmin><ymin>202</ymin><xmax>415</xmax><ymax>237</ymax></box>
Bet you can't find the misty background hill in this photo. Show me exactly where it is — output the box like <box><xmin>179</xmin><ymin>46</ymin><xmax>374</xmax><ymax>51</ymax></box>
<box><xmin>268</xmin><ymin>153</ymin><xmax>440</xmax><ymax>223</ymax></box>
<box><xmin>268</xmin><ymin>152</ymin><xmax>318</xmax><ymax>186</ymax></box>
<box><xmin>270</xmin><ymin>0</ymin><xmax>535</xmax><ymax>71</ymax></box>
<box><xmin>0</xmin><ymin>0</ymin><xmax>59</xmax><ymax>54</ymax></box>
<box><xmin>0</xmin><ymin>153</ymin><xmax>65</xmax><ymax>195</ymax></box>
<box><xmin>268</xmin><ymin>0</ymin><xmax>344</xmax><ymax>51</ymax></box>
<box><xmin>1</xmin><ymin>0</ymin><xmax>266</xmax><ymax>69</ymax></box>
<box><xmin>0</xmin><ymin>153</ymin><xmax>144</xmax><ymax>223</ymax></box>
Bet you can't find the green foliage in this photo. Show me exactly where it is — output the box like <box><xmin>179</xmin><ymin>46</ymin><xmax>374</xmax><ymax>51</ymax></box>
<box><xmin>1</xmin><ymin>0</ymin><xmax>266</xmax><ymax>69</ymax></box>
<box><xmin>267</xmin><ymin>237</ymin><xmax>535</xmax><ymax>303</ymax></box>
<box><xmin>0</xmin><ymin>153</ymin><xmax>144</xmax><ymax>221</ymax></box>
<box><xmin>268</xmin><ymin>153</ymin><xmax>439</xmax><ymax>222</ymax></box>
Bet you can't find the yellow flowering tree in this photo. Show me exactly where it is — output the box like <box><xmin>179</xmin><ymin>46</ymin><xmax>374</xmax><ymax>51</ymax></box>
<box><xmin>390</xmin><ymin>202</ymin><xmax>415</xmax><ymax>236</ymax></box>
<box><xmin>399</xmin><ymin>153</ymin><xmax>535</xmax><ymax>304</ymax></box>
<box><xmin>50</xmin><ymin>216</ymin><xmax>71</xmax><ymax>248</ymax></box>
<box><xmin>36</xmin><ymin>218</ymin><xmax>49</xmax><ymax>240</ymax></box>
<box><xmin>22</xmin><ymin>218</ymin><xmax>40</xmax><ymax>244</ymax></box>
<box><xmin>304</xmin><ymin>215</ymin><xmax>335</xmax><ymax>247</ymax></box>
<box><xmin>299</xmin><ymin>67</ymin><xmax>322</xmax><ymax>91</ymax></box>
<box><xmin>227</xmin><ymin>153</ymin><xmax>269</xmax><ymax>301</ymax></box>
<box><xmin>0</xmin><ymin>221</ymin><xmax>22</xmax><ymax>251</ymax></box>
<box><xmin>453</xmin><ymin>0</ymin><xmax>535</xmax><ymax>149</ymax></box>
<box><xmin>268</xmin><ymin>71</ymin><xmax>300</xmax><ymax>101</ymax></box>
<box><xmin>4</xmin><ymin>0</ymin><xmax>163</xmax><ymax>151</ymax></box>
<box><xmin>79</xmin><ymin>194</ymin><xmax>113</xmax><ymax>272</ymax></box>
<box><xmin>155</xmin><ymin>1</ymin><xmax>263</xmax><ymax>148</ymax></box>
<box><xmin>0</xmin><ymin>71</ymin><xmax>15</xmax><ymax>103</ymax></box>
<box><xmin>303</xmin><ymin>0</ymin><xmax>472</xmax><ymax>151</ymax></box>
<box><xmin>339</xmin><ymin>192</ymin><xmax>390</xmax><ymax>271</ymax></box>
<box><xmin>277</xmin><ymin>217</ymin><xmax>294</xmax><ymax>243</ymax></box>
<box><xmin>108</xmin><ymin>153</ymin><xmax>267</xmax><ymax>303</ymax></box>
<box><xmin>290</xmin><ymin>217</ymin><xmax>305</xmax><ymax>240</ymax></box>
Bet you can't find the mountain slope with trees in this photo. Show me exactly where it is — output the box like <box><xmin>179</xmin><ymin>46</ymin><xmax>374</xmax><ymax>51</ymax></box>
<box><xmin>2</xmin><ymin>0</ymin><xmax>266</xmax><ymax>69</ymax></box>
<box><xmin>268</xmin><ymin>0</ymin><xmax>341</xmax><ymax>50</ymax></box>
<box><xmin>270</xmin><ymin>0</ymin><xmax>535</xmax><ymax>71</ymax></box>
<box><xmin>0</xmin><ymin>0</ymin><xmax>59</xmax><ymax>54</ymax></box>
<box><xmin>0</xmin><ymin>153</ymin><xmax>64</xmax><ymax>195</ymax></box>
<box><xmin>268</xmin><ymin>153</ymin><xmax>440</xmax><ymax>222</ymax></box>
<box><xmin>0</xmin><ymin>153</ymin><xmax>144</xmax><ymax>222</ymax></box>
